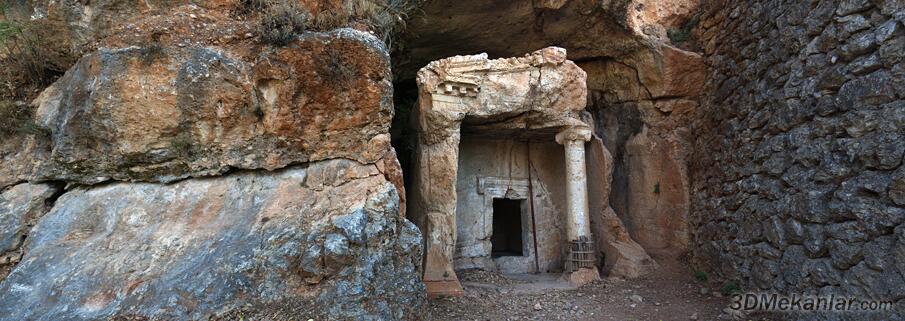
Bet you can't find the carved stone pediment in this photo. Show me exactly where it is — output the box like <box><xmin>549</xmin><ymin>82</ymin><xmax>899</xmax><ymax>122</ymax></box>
<box><xmin>415</xmin><ymin>47</ymin><xmax>589</xmax><ymax>144</ymax></box>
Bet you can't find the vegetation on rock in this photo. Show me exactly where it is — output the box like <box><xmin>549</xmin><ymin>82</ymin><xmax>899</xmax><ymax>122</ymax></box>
<box><xmin>0</xmin><ymin>4</ymin><xmax>64</xmax><ymax>97</ymax></box>
<box><xmin>0</xmin><ymin>4</ymin><xmax>61</xmax><ymax>141</ymax></box>
<box><xmin>0</xmin><ymin>101</ymin><xmax>47</xmax><ymax>140</ymax></box>
<box><xmin>244</xmin><ymin>0</ymin><xmax>422</xmax><ymax>49</ymax></box>
<box><xmin>258</xmin><ymin>1</ymin><xmax>310</xmax><ymax>46</ymax></box>
<box><xmin>666</xmin><ymin>14</ymin><xmax>698</xmax><ymax>45</ymax></box>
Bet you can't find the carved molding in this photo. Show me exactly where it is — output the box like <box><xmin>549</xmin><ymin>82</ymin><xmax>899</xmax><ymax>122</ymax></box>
<box><xmin>555</xmin><ymin>126</ymin><xmax>592</xmax><ymax>144</ymax></box>
<box><xmin>476</xmin><ymin>176</ymin><xmax>530</xmax><ymax>199</ymax></box>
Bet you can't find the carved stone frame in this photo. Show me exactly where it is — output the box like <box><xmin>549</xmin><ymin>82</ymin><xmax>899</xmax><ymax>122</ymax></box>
<box><xmin>409</xmin><ymin>47</ymin><xmax>589</xmax><ymax>297</ymax></box>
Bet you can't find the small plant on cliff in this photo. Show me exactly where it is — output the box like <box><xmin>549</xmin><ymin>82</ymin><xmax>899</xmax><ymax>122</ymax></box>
<box><xmin>140</xmin><ymin>33</ymin><xmax>166</xmax><ymax>66</ymax></box>
<box><xmin>170</xmin><ymin>131</ymin><xmax>194</xmax><ymax>156</ymax></box>
<box><xmin>693</xmin><ymin>271</ymin><xmax>708</xmax><ymax>282</ymax></box>
<box><xmin>667</xmin><ymin>13</ymin><xmax>700</xmax><ymax>45</ymax></box>
<box><xmin>317</xmin><ymin>51</ymin><xmax>357</xmax><ymax>87</ymax></box>
<box><xmin>238</xmin><ymin>0</ymin><xmax>269</xmax><ymax>12</ymax></box>
<box><xmin>720</xmin><ymin>281</ymin><xmax>741</xmax><ymax>296</ymax></box>
<box><xmin>311</xmin><ymin>0</ymin><xmax>422</xmax><ymax>49</ymax></box>
<box><xmin>0</xmin><ymin>100</ymin><xmax>48</xmax><ymax>140</ymax></box>
<box><xmin>258</xmin><ymin>1</ymin><xmax>310</xmax><ymax>46</ymax></box>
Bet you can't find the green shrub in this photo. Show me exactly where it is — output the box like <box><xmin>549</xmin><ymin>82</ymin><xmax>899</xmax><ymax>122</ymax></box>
<box><xmin>140</xmin><ymin>42</ymin><xmax>165</xmax><ymax>66</ymax></box>
<box><xmin>693</xmin><ymin>271</ymin><xmax>708</xmax><ymax>282</ymax></box>
<box><xmin>258</xmin><ymin>1</ymin><xmax>310</xmax><ymax>46</ymax></box>
<box><xmin>667</xmin><ymin>13</ymin><xmax>700</xmax><ymax>45</ymax></box>
<box><xmin>239</xmin><ymin>0</ymin><xmax>270</xmax><ymax>12</ymax></box>
<box><xmin>170</xmin><ymin>131</ymin><xmax>194</xmax><ymax>156</ymax></box>
<box><xmin>247</xmin><ymin>0</ymin><xmax>422</xmax><ymax>49</ymax></box>
<box><xmin>720</xmin><ymin>281</ymin><xmax>741</xmax><ymax>296</ymax></box>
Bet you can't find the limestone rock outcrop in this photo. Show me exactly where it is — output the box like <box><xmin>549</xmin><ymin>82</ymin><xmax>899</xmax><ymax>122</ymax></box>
<box><xmin>0</xmin><ymin>160</ymin><xmax>424</xmax><ymax>320</ymax></box>
<box><xmin>31</xmin><ymin>28</ymin><xmax>392</xmax><ymax>184</ymax></box>
<box><xmin>0</xmin><ymin>183</ymin><xmax>61</xmax><ymax>280</ymax></box>
<box><xmin>0</xmin><ymin>3</ymin><xmax>426</xmax><ymax>319</ymax></box>
<box><xmin>0</xmin><ymin>138</ymin><xmax>46</xmax><ymax>190</ymax></box>
<box><xmin>587</xmin><ymin>137</ymin><xmax>658</xmax><ymax>278</ymax></box>
<box><xmin>395</xmin><ymin>0</ymin><xmax>678</xmax><ymax>78</ymax></box>
<box><xmin>581</xmin><ymin>41</ymin><xmax>702</xmax><ymax>257</ymax></box>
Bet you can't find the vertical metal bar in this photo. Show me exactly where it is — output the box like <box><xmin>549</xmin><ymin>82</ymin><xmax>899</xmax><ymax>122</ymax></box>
<box><xmin>526</xmin><ymin>140</ymin><xmax>540</xmax><ymax>274</ymax></box>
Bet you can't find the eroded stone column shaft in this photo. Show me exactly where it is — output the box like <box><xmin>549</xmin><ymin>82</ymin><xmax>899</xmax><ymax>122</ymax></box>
<box><xmin>556</xmin><ymin>127</ymin><xmax>592</xmax><ymax>241</ymax></box>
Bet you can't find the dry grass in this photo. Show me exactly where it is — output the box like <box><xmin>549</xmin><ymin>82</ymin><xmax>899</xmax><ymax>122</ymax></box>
<box><xmin>245</xmin><ymin>0</ymin><xmax>421</xmax><ymax>49</ymax></box>
<box><xmin>0</xmin><ymin>4</ymin><xmax>58</xmax><ymax>140</ymax></box>
<box><xmin>312</xmin><ymin>0</ymin><xmax>421</xmax><ymax>49</ymax></box>
<box><xmin>0</xmin><ymin>11</ymin><xmax>65</xmax><ymax>97</ymax></box>
<box><xmin>0</xmin><ymin>100</ymin><xmax>47</xmax><ymax>140</ymax></box>
<box><xmin>258</xmin><ymin>1</ymin><xmax>310</xmax><ymax>46</ymax></box>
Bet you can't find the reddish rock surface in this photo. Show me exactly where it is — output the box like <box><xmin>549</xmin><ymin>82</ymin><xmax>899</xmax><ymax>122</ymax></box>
<box><xmin>30</xmin><ymin>28</ymin><xmax>392</xmax><ymax>184</ymax></box>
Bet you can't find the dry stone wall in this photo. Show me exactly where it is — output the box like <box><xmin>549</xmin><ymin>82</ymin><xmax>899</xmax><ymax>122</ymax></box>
<box><xmin>691</xmin><ymin>0</ymin><xmax>905</xmax><ymax>318</ymax></box>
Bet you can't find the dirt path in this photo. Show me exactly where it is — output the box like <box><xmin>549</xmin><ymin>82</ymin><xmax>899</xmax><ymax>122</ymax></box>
<box><xmin>428</xmin><ymin>257</ymin><xmax>734</xmax><ymax>321</ymax></box>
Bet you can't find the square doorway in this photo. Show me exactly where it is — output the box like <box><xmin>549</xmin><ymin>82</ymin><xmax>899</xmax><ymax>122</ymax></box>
<box><xmin>491</xmin><ymin>198</ymin><xmax>524</xmax><ymax>257</ymax></box>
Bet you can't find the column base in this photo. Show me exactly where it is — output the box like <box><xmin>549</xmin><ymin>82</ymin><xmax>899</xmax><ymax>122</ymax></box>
<box><xmin>561</xmin><ymin>266</ymin><xmax>600</xmax><ymax>287</ymax></box>
<box><xmin>424</xmin><ymin>280</ymin><xmax>465</xmax><ymax>298</ymax></box>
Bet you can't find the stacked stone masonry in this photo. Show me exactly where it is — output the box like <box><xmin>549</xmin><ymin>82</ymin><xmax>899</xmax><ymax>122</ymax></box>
<box><xmin>691</xmin><ymin>0</ymin><xmax>905</xmax><ymax>319</ymax></box>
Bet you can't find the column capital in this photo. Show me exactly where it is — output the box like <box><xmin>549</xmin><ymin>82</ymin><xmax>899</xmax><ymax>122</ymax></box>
<box><xmin>555</xmin><ymin>126</ymin><xmax>592</xmax><ymax>145</ymax></box>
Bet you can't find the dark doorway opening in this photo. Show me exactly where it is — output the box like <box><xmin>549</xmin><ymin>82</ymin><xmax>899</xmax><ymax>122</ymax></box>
<box><xmin>491</xmin><ymin>198</ymin><xmax>524</xmax><ymax>257</ymax></box>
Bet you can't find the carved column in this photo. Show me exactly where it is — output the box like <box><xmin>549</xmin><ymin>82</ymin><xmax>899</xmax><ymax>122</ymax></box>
<box><xmin>555</xmin><ymin>126</ymin><xmax>594</xmax><ymax>272</ymax></box>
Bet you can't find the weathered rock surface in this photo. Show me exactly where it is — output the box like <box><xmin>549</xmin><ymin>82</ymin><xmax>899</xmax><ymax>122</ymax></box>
<box><xmin>0</xmin><ymin>159</ymin><xmax>424</xmax><ymax>320</ymax></box>
<box><xmin>0</xmin><ymin>2</ymin><xmax>427</xmax><ymax>320</ymax></box>
<box><xmin>691</xmin><ymin>0</ymin><xmax>905</xmax><ymax>319</ymax></box>
<box><xmin>587</xmin><ymin>136</ymin><xmax>658</xmax><ymax>278</ymax></box>
<box><xmin>589</xmin><ymin>89</ymin><xmax>698</xmax><ymax>257</ymax></box>
<box><xmin>0</xmin><ymin>137</ymin><xmax>47</xmax><ymax>190</ymax></box>
<box><xmin>31</xmin><ymin>28</ymin><xmax>393</xmax><ymax>184</ymax></box>
<box><xmin>395</xmin><ymin>0</ymin><xmax>700</xmax><ymax>78</ymax></box>
<box><xmin>4</xmin><ymin>0</ymin><xmax>404</xmax><ymax>71</ymax></box>
<box><xmin>0</xmin><ymin>183</ymin><xmax>61</xmax><ymax>280</ymax></box>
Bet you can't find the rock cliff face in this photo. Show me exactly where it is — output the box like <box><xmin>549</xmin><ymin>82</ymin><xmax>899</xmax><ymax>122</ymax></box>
<box><xmin>691</xmin><ymin>0</ymin><xmax>905</xmax><ymax>318</ymax></box>
<box><xmin>0</xmin><ymin>2</ymin><xmax>424</xmax><ymax>320</ymax></box>
<box><xmin>32</xmin><ymin>29</ymin><xmax>392</xmax><ymax>184</ymax></box>
<box><xmin>0</xmin><ymin>160</ymin><xmax>423</xmax><ymax>320</ymax></box>
<box><xmin>0</xmin><ymin>183</ymin><xmax>61</xmax><ymax>280</ymax></box>
<box><xmin>583</xmin><ymin>42</ymin><xmax>704</xmax><ymax>257</ymax></box>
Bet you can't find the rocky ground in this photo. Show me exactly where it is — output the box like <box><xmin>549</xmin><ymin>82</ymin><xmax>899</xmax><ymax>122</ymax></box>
<box><xmin>428</xmin><ymin>257</ymin><xmax>755</xmax><ymax>321</ymax></box>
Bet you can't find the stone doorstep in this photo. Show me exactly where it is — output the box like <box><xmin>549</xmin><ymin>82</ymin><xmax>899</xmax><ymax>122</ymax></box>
<box><xmin>561</xmin><ymin>267</ymin><xmax>601</xmax><ymax>288</ymax></box>
<box><xmin>424</xmin><ymin>280</ymin><xmax>465</xmax><ymax>298</ymax></box>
